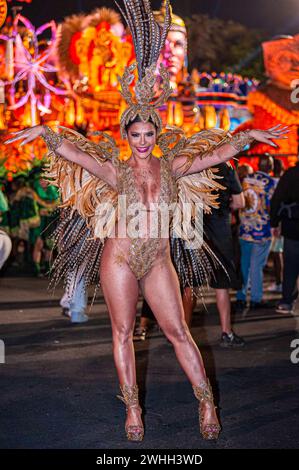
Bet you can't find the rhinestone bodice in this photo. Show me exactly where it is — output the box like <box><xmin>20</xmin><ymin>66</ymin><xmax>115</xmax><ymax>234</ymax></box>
<box><xmin>116</xmin><ymin>157</ymin><xmax>177</xmax><ymax>279</ymax></box>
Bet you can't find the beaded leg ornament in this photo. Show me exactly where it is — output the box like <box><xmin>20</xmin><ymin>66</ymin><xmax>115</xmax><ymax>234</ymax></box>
<box><xmin>193</xmin><ymin>380</ymin><xmax>221</xmax><ymax>440</ymax></box>
<box><xmin>117</xmin><ymin>384</ymin><xmax>144</xmax><ymax>442</ymax></box>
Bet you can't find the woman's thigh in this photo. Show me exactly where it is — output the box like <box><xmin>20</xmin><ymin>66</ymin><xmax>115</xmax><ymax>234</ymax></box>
<box><xmin>140</xmin><ymin>258</ymin><xmax>187</xmax><ymax>335</ymax></box>
<box><xmin>100</xmin><ymin>241</ymin><xmax>139</xmax><ymax>331</ymax></box>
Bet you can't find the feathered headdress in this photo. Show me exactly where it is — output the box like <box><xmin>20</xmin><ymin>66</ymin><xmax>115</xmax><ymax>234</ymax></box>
<box><xmin>154</xmin><ymin>0</ymin><xmax>187</xmax><ymax>35</ymax></box>
<box><xmin>115</xmin><ymin>0</ymin><xmax>173</xmax><ymax>138</ymax></box>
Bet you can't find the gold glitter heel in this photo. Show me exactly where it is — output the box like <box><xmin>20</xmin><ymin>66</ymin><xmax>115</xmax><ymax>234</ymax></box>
<box><xmin>193</xmin><ymin>380</ymin><xmax>221</xmax><ymax>440</ymax></box>
<box><xmin>117</xmin><ymin>384</ymin><xmax>144</xmax><ymax>442</ymax></box>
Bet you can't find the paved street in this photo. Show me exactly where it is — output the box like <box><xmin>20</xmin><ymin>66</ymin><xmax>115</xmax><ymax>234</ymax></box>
<box><xmin>0</xmin><ymin>277</ymin><xmax>298</xmax><ymax>449</ymax></box>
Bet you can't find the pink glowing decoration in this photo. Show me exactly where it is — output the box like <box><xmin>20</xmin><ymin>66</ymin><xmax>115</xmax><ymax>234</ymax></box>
<box><xmin>1</xmin><ymin>14</ymin><xmax>68</xmax><ymax>125</ymax></box>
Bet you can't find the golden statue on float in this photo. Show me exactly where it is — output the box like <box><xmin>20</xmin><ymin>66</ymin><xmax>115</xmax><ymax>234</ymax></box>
<box><xmin>55</xmin><ymin>7</ymin><xmax>134</xmax><ymax>131</ymax></box>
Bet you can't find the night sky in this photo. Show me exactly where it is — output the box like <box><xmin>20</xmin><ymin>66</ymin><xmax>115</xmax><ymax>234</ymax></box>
<box><xmin>7</xmin><ymin>0</ymin><xmax>299</xmax><ymax>36</ymax></box>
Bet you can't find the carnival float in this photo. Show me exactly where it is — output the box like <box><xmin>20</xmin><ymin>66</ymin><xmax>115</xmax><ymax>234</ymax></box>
<box><xmin>0</xmin><ymin>0</ymin><xmax>275</xmax><ymax>181</ymax></box>
<box><xmin>234</xmin><ymin>34</ymin><xmax>299</xmax><ymax>169</ymax></box>
<box><xmin>0</xmin><ymin>0</ymin><xmax>298</xmax><ymax>274</ymax></box>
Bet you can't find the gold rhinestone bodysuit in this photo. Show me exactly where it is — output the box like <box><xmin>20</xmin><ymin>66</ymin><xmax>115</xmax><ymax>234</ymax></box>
<box><xmin>116</xmin><ymin>157</ymin><xmax>177</xmax><ymax>279</ymax></box>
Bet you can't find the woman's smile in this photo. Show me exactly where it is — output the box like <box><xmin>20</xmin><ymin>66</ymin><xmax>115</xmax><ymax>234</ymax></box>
<box><xmin>136</xmin><ymin>147</ymin><xmax>150</xmax><ymax>153</ymax></box>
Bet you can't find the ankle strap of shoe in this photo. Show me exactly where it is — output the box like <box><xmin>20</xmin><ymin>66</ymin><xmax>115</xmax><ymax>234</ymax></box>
<box><xmin>117</xmin><ymin>384</ymin><xmax>140</xmax><ymax>409</ymax></box>
<box><xmin>192</xmin><ymin>379</ymin><xmax>214</xmax><ymax>405</ymax></box>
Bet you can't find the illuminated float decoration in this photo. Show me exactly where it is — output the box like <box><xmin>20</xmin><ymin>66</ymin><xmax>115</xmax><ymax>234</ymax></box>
<box><xmin>0</xmin><ymin>0</ymin><xmax>7</xmax><ymax>29</ymax></box>
<box><xmin>153</xmin><ymin>1</ymin><xmax>258</xmax><ymax>136</ymax></box>
<box><xmin>0</xmin><ymin>7</ymin><xmax>134</xmax><ymax>178</ymax></box>
<box><xmin>235</xmin><ymin>34</ymin><xmax>299</xmax><ymax>168</ymax></box>
<box><xmin>55</xmin><ymin>7</ymin><xmax>134</xmax><ymax>132</ymax></box>
<box><xmin>0</xmin><ymin>13</ymin><xmax>68</xmax><ymax>179</ymax></box>
<box><xmin>0</xmin><ymin>2</ymin><xmax>272</xmax><ymax>178</ymax></box>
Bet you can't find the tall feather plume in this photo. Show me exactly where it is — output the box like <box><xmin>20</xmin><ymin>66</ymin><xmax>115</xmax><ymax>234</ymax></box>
<box><xmin>114</xmin><ymin>0</ymin><xmax>171</xmax><ymax>80</ymax></box>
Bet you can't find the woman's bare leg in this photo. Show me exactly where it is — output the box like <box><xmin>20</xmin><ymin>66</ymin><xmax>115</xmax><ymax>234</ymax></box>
<box><xmin>140</xmin><ymin>258</ymin><xmax>219</xmax><ymax>430</ymax></box>
<box><xmin>100</xmin><ymin>245</ymin><xmax>142</xmax><ymax>431</ymax></box>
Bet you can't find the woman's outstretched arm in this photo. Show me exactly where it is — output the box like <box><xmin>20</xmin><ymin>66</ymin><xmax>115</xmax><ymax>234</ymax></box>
<box><xmin>5</xmin><ymin>125</ymin><xmax>117</xmax><ymax>189</ymax></box>
<box><xmin>172</xmin><ymin>126</ymin><xmax>289</xmax><ymax>178</ymax></box>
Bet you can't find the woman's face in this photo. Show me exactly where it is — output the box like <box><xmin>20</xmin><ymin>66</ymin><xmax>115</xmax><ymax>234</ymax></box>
<box><xmin>127</xmin><ymin>121</ymin><xmax>157</xmax><ymax>160</ymax></box>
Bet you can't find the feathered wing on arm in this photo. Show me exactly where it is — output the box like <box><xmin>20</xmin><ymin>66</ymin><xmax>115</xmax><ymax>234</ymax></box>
<box><xmin>174</xmin><ymin>128</ymin><xmax>230</xmax><ymax>235</ymax></box>
<box><xmin>172</xmin><ymin>127</ymin><xmax>233</xmax><ymax>176</ymax></box>
<box><xmin>158</xmin><ymin>127</ymin><xmax>230</xmax><ymax>294</ymax></box>
<box><xmin>159</xmin><ymin>126</ymin><xmax>228</xmax><ymax>235</ymax></box>
<box><xmin>43</xmin><ymin>127</ymin><xmax>119</xmax><ymax>241</ymax></box>
<box><xmin>42</xmin><ymin>128</ymin><xmax>120</xmax><ymax>296</ymax></box>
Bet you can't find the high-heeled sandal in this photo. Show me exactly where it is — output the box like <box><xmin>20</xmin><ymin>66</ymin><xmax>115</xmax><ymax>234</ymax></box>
<box><xmin>193</xmin><ymin>379</ymin><xmax>221</xmax><ymax>440</ymax></box>
<box><xmin>117</xmin><ymin>384</ymin><xmax>144</xmax><ymax>442</ymax></box>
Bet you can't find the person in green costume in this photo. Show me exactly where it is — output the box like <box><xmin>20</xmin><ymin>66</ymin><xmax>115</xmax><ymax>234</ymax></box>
<box><xmin>0</xmin><ymin>184</ymin><xmax>12</xmax><ymax>270</ymax></box>
<box><xmin>0</xmin><ymin>183</ymin><xmax>9</xmax><ymax>230</ymax></box>
<box><xmin>29</xmin><ymin>168</ymin><xmax>60</xmax><ymax>276</ymax></box>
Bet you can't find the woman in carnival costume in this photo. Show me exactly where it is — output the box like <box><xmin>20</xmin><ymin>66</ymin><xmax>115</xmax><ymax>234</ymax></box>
<box><xmin>5</xmin><ymin>0</ymin><xmax>289</xmax><ymax>442</ymax></box>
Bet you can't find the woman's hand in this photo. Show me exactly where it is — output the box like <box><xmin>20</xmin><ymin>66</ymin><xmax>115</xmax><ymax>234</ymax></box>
<box><xmin>249</xmin><ymin>124</ymin><xmax>290</xmax><ymax>147</ymax></box>
<box><xmin>4</xmin><ymin>125</ymin><xmax>45</xmax><ymax>146</ymax></box>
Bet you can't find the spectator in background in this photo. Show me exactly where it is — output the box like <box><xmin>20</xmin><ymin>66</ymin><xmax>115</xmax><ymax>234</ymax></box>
<box><xmin>134</xmin><ymin>163</ymin><xmax>247</xmax><ymax>346</ymax></box>
<box><xmin>233</xmin><ymin>163</ymin><xmax>254</xmax><ymax>283</ymax></box>
<box><xmin>204</xmin><ymin>163</ymin><xmax>246</xmax><ymax>347</ymax></box>
<box><xmin>58</xmin><ymin>208</ymin><xmax>89</xmax><ymax>324</ymax></box>
<box><xmin>0</xmin><ymin>187</ymin><xmax>12</xmax><ymax>270</ymax></box>
<box><xmin>236</xmin><ymin>155</ymin><xmax>276</xmax><ymax>311</ymax></box>
<box><xmin>273</xmin><ymin>158</ymin><xmax>285</xmax><ymax>180</ymax></box>
<box><xmin>270</xmin><ymin>156</ymin><xmax>299</xmax><ymax>314</ymax></box>
<box><xmin>267</xmin><ymin>158</ymin><xmax>285</xmax><ymax>293</ymax></box>
<box><xmin>0</xmin><ymin>229</ymin><xmax>11</xmax><ymax>271</ymax></box>
<box><xmin>133</xmin><ymin>299</ymin><xmax>156</xmax><ymax>341</ymax></box>
<box><xmin>237</xmin><ymin>163</ymin><xmax>254</xmax><ymax>184</ymax></box>
<box><xmin>29</xmin><ymin>170</ymin><xmax>59</xmax><ymax>277</ymax></box>
<box><xmin>60</xmin><ymin>275</ymin><xmax>89</xmax><ymax>324</ymax></box>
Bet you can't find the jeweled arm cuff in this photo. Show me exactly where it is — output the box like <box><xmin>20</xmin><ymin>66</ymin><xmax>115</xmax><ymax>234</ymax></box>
<box><xmin>230</xmin><ymin>130</ymin><xmax>255</xmax><ymax>152</ymax></box>
<box><xmin>41</xmin><ymin>125</ymin><xmax>64</xmax><ymax>153</ymax></box>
